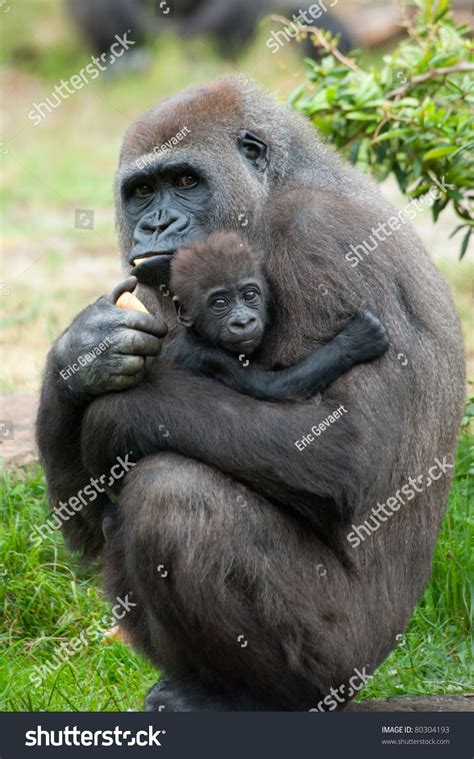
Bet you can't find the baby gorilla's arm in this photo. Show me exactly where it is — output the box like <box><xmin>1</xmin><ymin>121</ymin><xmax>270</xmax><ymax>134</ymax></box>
<box><xmin>178</xmin><ymin>310</ymin><xmax>389</xmax><ymax>401</ymax></box>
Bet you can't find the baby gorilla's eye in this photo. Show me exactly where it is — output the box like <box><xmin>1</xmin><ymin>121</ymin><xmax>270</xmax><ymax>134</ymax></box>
<box><xmin>133</xmin><ymin>185</ymin><xmax>153</xmax><ymax>198</ymax></box>
<box><xmin>210</xmin><ymin>297</ymin><xmax>228</xmax><ymax>311</ymax></box>
<box><xmin>243</xmin><ymin>288</ymin><xmax>260</xmax><ymax>303</ymax></box>
<box><xmin>175</xmin><ymin>174</ymin><xmax>199</xmax><ymax>189</ymax></box>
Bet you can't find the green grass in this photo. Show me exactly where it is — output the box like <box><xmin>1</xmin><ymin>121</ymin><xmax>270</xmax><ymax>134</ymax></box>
<box><xmin>0</xmin><ymin>467</ymin><xmax>157</xmax><ymax>711</ymax></box>
<box><xmin>354</xmin><ymin>430</ymin><xmax>474</xmax><ymax>701</ymax></box>
<box><xmin>0</xmin><ymin>432</ymin><xmax>472</xmax><ymax>711</ymax></box>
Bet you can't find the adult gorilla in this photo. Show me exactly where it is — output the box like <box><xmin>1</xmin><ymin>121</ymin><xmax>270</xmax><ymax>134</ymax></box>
<box><xmin>66</xmin><ymin>0</ymin><xmax>355</xmax><ymax>60</ymax></box>
<box><xmin>37</xmin><ymin>76</ymin><xmax>464</xmax><ymax>711</ymax></box>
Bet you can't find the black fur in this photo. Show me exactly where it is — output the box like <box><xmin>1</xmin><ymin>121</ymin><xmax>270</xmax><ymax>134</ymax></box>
<box><xmin>171</xmin><ymin>311</ymin><xmax>389</xmax><ymax>401</ymax></box>
<box><xmin>169</xmin><ymin>232</ymin><xmax>389</xmax><ymax>401</ymax></box>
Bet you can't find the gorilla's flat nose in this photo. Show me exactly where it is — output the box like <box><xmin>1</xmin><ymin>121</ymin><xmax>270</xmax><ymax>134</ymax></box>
<box><xmin>136</xmin><ymin>210</ymin><xmax>190</xmax><ymax>241</ymax></box>
<box><xmin>228</xmin><ymin>314</ymin><xmax>257</xmax><ymax>335</ymax></box>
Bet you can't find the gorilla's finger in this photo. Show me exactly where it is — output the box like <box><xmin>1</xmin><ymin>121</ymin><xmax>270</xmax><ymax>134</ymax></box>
<box><xmin>125</xmin><ymin>310</ymin><xmax>168</xmax><ymax>338</ymax></box>
<box><xmin>94</xmin><ymin>296</ymin><xmax>167</xmax><ymax>338</ymax></box>
<box><xmin>109</xmin><ymin>356</ymin><xmax>145</xmax><ymax>375</ymax></box>
<box><xmin>114</xmin><ymin>330</ymin><xmax>164</xmax><ymax>357</ymax></box>
<box><xmin>110</xmin><ymin>277</ymin><xmax>138</xmax><ymax>303</ymax></box>
<box><xmin>105</xmin><ymin>370</ymin><xmax>146</xmax><ymax>391</ymax></box>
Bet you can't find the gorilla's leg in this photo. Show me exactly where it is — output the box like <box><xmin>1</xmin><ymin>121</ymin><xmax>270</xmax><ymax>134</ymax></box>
<box><xmin>103</xmin><ymin>453</ymin><xmax>353</xmax><ymax>711</ymax></box>
<box><xmin>102</xmin><ymin>504</ymin><xmax>166</xmax><ymax>667</ymax></box>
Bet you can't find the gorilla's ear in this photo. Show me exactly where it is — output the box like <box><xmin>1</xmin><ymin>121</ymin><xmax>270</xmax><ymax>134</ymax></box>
<box><xmin>237</xmin><ymin>130</ymin><xmax>269</xmax><ymax>173</ymax></box>
<box><xmin>172</xmin><ymin>296</ymin><xmax>193</xmax><ymax>328</ymax></box>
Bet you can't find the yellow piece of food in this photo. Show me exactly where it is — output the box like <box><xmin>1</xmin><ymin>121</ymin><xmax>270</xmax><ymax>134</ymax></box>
<box><xmin>116</xmin><ymin>291</ymin><xmax>149</xmax><ymax>313</ymax></box>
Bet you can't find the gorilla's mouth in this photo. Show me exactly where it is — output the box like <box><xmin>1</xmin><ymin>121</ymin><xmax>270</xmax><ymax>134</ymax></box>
<box><xmin>225</xmin><ymin>332</ymin><xmax>263</xmax><ymax>355</ymax></box>
<box><xmin>132</xmin><ymin>251</ymin><xmax>175</xmax><ymax>267</ymax></box>
<box><xmin>131</xmin><ymin>251</ymin><xmax>175</xmax><ymax>288</ymax></box>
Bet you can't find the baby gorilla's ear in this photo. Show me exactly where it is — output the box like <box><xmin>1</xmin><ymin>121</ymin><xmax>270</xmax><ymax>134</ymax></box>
<box><xmin>172</xmin><ymin>296</ymin><xmax>193</xmax><ymax>328</ymax></box>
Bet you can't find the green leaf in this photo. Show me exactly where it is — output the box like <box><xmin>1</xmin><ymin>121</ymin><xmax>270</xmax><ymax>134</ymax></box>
<box><xmin>451</xmin><ymin>141</ymin><xmax>474</xmax><ymax>158</ymax></box>
<box><xmin>393</xmin><ymin>163</ymin><xmax>408</xmax><ymax>192</ymax></box>
<box><xmin>346</xmin><ymin>112</ymin><xmax>376</xmax><ymax>121</ymax></box>
<box><xmin>449</xmin><ymin>223</ymin><xmax>468</xmax><ymax>239</ymax></box>
<box><xmin>372</xmin><ymin>129</ymin><xmax>406</xmax><ymax>143</ymax></box>
<box><xmin>312</xmin><ymin>117</ymin><xmax>333</xmax><ymax>136</ymax></box>
<box><xmin>433</xmin><ymin>195</ymin><xmax>449</xmax><ymax>221</ymax></box>
<box><xmin>349</xmin><ymin>140</ymin><xmax>361</xmax><ymax>164</ymax></box>
<box><xmin>445</xmin><ymin>79</ymin><xmax>464</xmax><ymax>94</ymax></box>
<box><xmin>288</xmin><ymin>84</ymin><xmax>306</xmax><ymax>106</ymax></box>
<box><xmin>413</xmin><ymin>157</ymin><xmax>423</xmax><ymax>178</ymax></box>
<box><xmin>308</xmin><ymin>91</ymin><xmax>331</xmax><ymax>113</ymax></box>
<box><xmin>394</xmin><ymin>98</ymin><xmax>420</xmax><ymax>107</ymax></box>
<box><xmin>459</xmin><ymin>227</ymin><xmax>472</xmax><ymax>260</ymax></box>
<box><xmin>361</xmin><ymin>99</ymin><xmax>384</xmax><ymax>108</ymax></box>
<box><xmin>430</xmin><ymin>53</ymin><xmax>460</xmax><ymax>67</ymax></box>
<box><xmin>434</xmin><ymin>0</ymin><xmax>450</xmax><ymax>20</ymax></box>
<box><xmin>423</xmin><ymin>145</ymin><xmax>458</xmax><ymax>160</ymax></box>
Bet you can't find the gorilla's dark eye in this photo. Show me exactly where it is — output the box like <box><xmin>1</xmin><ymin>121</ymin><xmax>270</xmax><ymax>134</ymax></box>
<box><xmin>175</xmin><ymin>174</ymin><xmax>199</xmax><ymax>189</ymax></box>
<box><xmin>133</xmin><ymin>185</ymin><xmax>153</xmax><ymax>198</ymax></box>
<box><xmin>243</xmin><ymin>287</ymin><xmax>260</xmax><ymax>303</ymax></box>
<box><xmin>210</xmin><ymin>296</ymin><xmax>228</xmax><ymax>311</ymax></box>
<box><xmin>237</xmin><ymin>130</ymin><xmax>269</xmax><ymax>172</ymax></box>
<box><xmin>243</xmin><ymin>146</ymin><xmax>259</xmax><ymax>161</ymax></box>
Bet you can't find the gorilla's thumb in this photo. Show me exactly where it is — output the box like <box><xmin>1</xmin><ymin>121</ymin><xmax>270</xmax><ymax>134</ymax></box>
<box><xmin>110</xmin><ymin>276</ymin><xmax>138</xmax><ymax>304</ymax></box>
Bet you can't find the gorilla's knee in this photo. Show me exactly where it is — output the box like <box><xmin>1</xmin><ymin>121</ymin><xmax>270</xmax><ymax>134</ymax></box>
<box><xmin>119</xmin><ymin>452</ymin><xmax>222</xmax><ymax>526</ymax></box>
<box><xmin>117</xmin><ymin>453</ymin><xmax>230</xmax><ymax>587</ymax></box>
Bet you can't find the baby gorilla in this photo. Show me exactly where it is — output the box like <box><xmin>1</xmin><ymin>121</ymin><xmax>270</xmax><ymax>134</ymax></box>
<box><xmin>169</xmin><ymin>231</ymin><xmax>389</xmax><ymax>401</ymax></box>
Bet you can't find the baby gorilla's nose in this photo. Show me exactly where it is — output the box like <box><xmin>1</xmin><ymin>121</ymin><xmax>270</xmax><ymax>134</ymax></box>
<box><xmin>228</xmin><ymin>314</ymin><xmax>258</xmax><ymax>336</ymax></box>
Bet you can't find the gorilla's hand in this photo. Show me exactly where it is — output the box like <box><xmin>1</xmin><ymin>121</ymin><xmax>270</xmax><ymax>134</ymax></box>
<box><xmin>52</xmin><ymin>277</ymin><xmax>168</xmax><ymax>401</ymax></box>
<box><xmin>337</xmin><ymin>310</ymin><xmax>389</xmax><ymax>365</ymax></box>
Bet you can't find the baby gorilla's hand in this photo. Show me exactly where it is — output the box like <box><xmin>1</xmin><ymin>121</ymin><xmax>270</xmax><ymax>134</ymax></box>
<box><xmin>339</xmin><ymin>310</ymin><xmax>389</xmax><ymax>365</ymax></box>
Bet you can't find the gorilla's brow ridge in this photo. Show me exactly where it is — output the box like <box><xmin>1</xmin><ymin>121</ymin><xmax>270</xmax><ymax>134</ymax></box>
<box><xmin>118</xmin><ymin>155</ymin><xmax>202</xmax><ymax>184</ymax></box>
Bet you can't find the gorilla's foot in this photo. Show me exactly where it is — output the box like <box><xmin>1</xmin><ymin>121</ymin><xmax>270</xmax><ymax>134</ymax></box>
<box><xmin>144</xmin><ymin>675</ymin><xmax>273</xmax><ymax>712</ymax></box>
<box><xmin>144</xmin><ymin>676</ymin><xmax>230</xmax><ymax>712</ymax></box>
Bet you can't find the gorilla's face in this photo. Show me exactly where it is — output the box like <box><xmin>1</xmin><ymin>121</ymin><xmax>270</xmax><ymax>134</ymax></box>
<box><xmin>116</xmin><ymin>117</ymin><xmax>270</xmax><ymax>288</ymax></box>
<box><xmin>122</xmin><ymin>159</ymin><xmax>208</xmax><ymax>273</ymax></box>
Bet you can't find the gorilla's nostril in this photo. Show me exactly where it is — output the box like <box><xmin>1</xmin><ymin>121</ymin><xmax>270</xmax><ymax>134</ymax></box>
<box><xmin>229</xmin><ymin>317</ymin><xmax>258</xmax><ymax>335</ymax></box>
<box><xmin>133</xmin><ymin>211</ymin><xmax>191</xmax><ymax>255</ymax></box>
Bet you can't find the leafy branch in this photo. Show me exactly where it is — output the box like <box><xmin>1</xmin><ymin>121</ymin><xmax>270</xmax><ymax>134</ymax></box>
<box><xmin>270</xmin><ymin>14</ymin><xmax>363</xmax><ymax>72</ymax></box>
<box><xmin>386</xmin><ymin>62</ymin><xmax>474</xmax><ymax>98</ymax></box>
<box><xmin>281</xmin><ymin>0</ymin><xmax>474</xmax><ymax>257</ymax></box>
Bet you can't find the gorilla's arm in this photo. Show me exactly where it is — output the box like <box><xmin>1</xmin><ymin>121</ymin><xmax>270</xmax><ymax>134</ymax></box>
<box><xmin>81</xmin><ymin>360</ymin><xmax>369</xmax><ymax>529</ymax></box>
<box><xmin>36</xmin><ymin>283</ymin><xmax>168</xmax><ymax>556</ymax></box>
<box><xmin>176</xmin><ymin>310</ymin><xmax>388</xmax><ymax>401</ymax></box>
<box><xmin>36</xmin><ymin>359</ymin><xmax>106</xmax><ymax>556</ymax></box>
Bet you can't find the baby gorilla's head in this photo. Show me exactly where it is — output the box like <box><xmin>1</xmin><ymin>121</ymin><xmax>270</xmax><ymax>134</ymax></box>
<box><xmin>171</xmin><ymin>231</ymin><xmax>269</xmax><ymax>355</ymax></box>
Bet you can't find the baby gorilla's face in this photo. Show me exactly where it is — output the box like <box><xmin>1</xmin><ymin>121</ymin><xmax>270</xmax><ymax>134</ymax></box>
<box><xmin>193</xmin><ymin>278</ymin><xmax>267</xmax><ymax>354</ymax></box>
